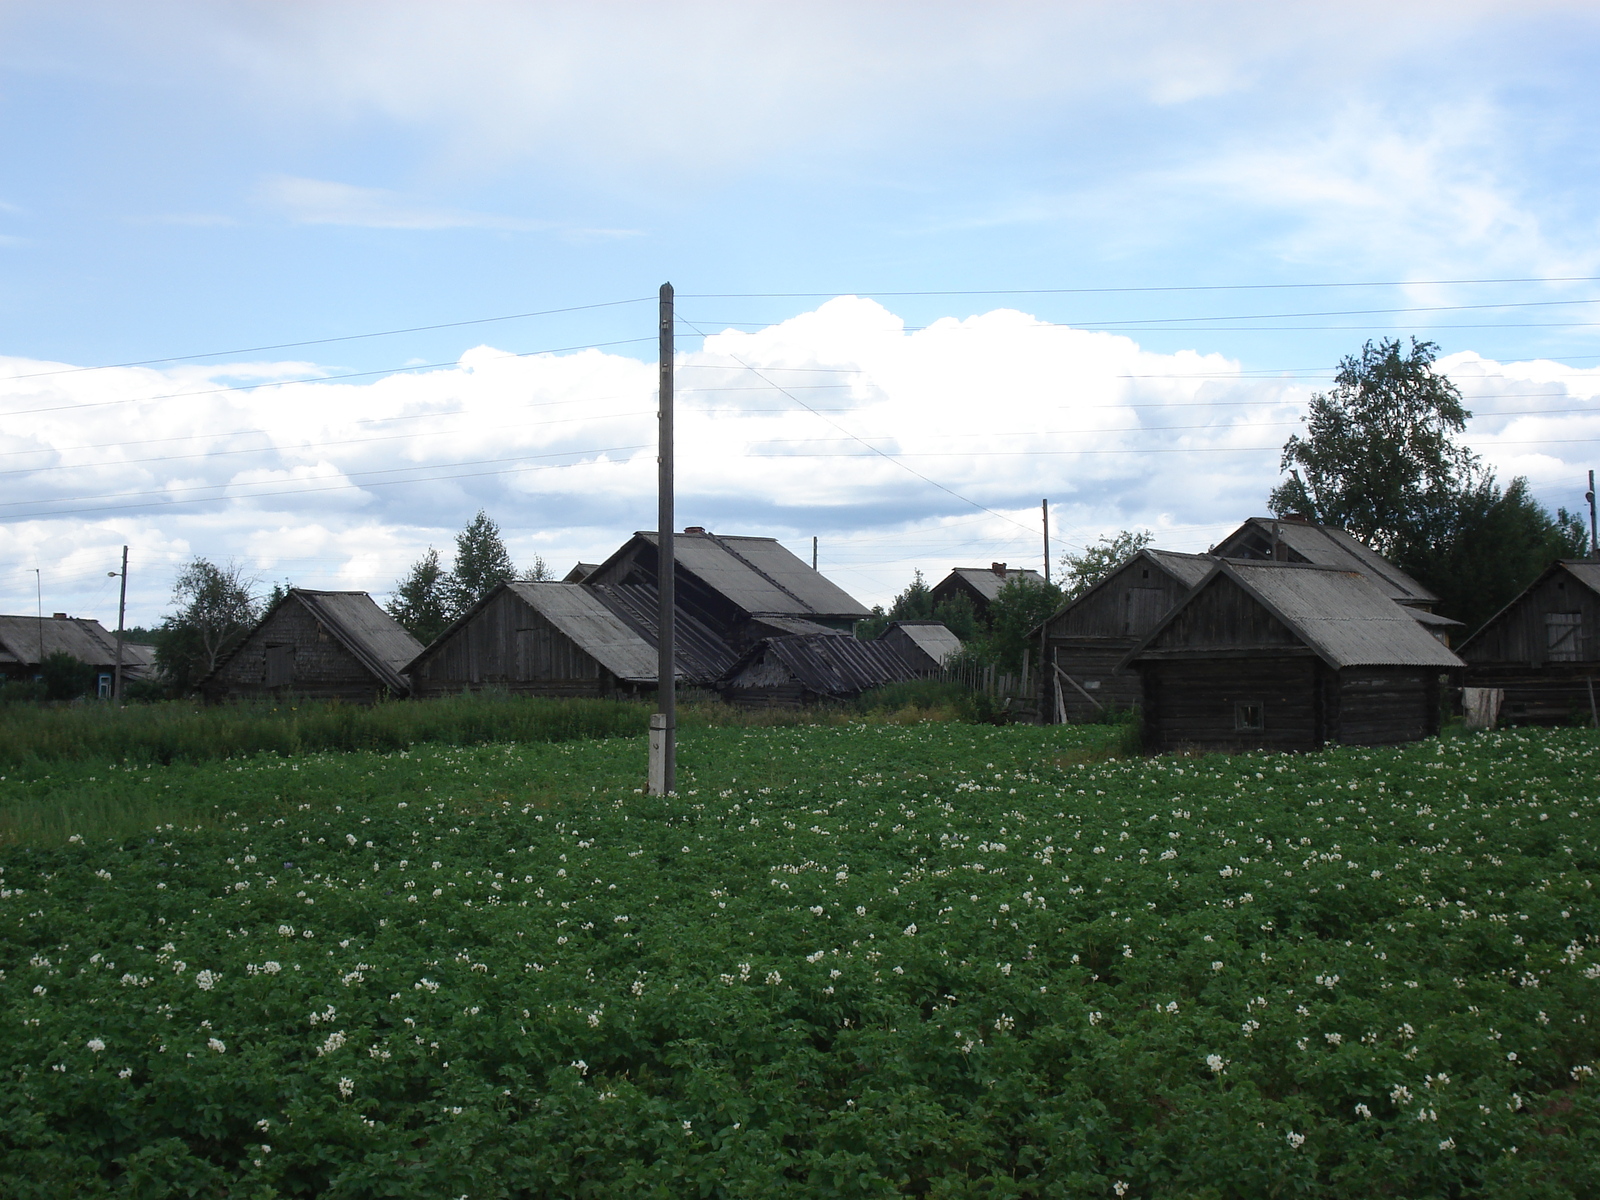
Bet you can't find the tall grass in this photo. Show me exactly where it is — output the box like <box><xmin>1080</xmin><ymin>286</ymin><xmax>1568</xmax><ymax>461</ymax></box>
<box><xmin>0</xmin><ymin>692</ymin><xmax>652</xmax><ymax>768</ymax></box>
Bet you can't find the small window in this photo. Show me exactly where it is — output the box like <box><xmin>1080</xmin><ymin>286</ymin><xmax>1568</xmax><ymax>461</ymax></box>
<box><xmin>1235</xmin><ymin>701</ymin><xmax>1264</xmax><ymax>731</ymax></box>
<box><xmin>97</xmin><ymin>674</ymin><xmax>113</xmax><ymax>699</ymax></box>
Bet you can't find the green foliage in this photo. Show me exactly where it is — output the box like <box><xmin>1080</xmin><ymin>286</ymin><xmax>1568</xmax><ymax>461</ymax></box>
<box><xmin>0</xmin><ymin>693</ymin><xmax>651</xmax><ymax>769</ymax></box>
<box><xmin>154</xmin><ymin>558</ymin><xmax>260</xmax><ymax>694</ymax></box>
<box><xmin>523</xmin><ymin>554</ymin><xmax>553</xmax><ymax>582</ymax></box>
<box><xmin>39</xmin><ymin>651</ymin><xmax>96</xmax><ymax>702</ymax></box>
<box><xmin>931</xmin><ymin>591</ymin><xmax>980</xmax><ymax>641</ymax></box>
<box><xmin>856</xmin><ymin>570</ymin><xmax>935</xmax><ymax>639</ymax></box>
<box><xmin>1059</xmin><ymin>529</ymin><xmax>1154</xmax><ymax>601</ymax></box>
<box><xmin>1397</xmin><ymin>478</ymin><xmax>1590</xmax><ymax>635</ymax></box>
<box><xmin>1</xmin><ymin>724</ymin><xmax>1596</xmax><ymax>1194</ymax></box>
<box><xmin>854</xmin><ymin>679</ymin><xmax>969</xmax><ymax>714</ymax></box>
<box><xmin>971</xmin><ymin>574</ymin><xmax>1063</xmax><ymax>672</ymax></box>
<box><xmin>1269</xmin><ymin>338</ymin><xmax>1478</xmax><ymax>556</ymax></box>
<box><xmin>387</xmin><ymin>547</ymin><xmax>453</xmax><ymax>644</ymax></box>
<box><xmin>445</xmin><ymin>510</ymin><xmax>518</xmax><ymax>618</ymax></box>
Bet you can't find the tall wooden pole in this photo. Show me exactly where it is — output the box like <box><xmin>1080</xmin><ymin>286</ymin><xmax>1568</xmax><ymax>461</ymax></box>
<box><xmin>113</xmin><ymin>545</ymin><xmax>128</xmax><ymax>702</ymax></box>
<box><xmin>650</xmin><ymin>283</ymin><xmax>676</xmax><ymax>795</ymax></box>
<box><xmin>1588</xmin><ymin>469</ymin><xmax>1597</xmax><ymax>559</ymax></box>
<box><xmin>812</xmin><ymin>536</ymin><xmax>818</xmax><ymax>571</ymax></box>
<box><xmin>1041</xmin><ymin>499</ymin><xmax>1050</xmax><ymax>585</ymax></box>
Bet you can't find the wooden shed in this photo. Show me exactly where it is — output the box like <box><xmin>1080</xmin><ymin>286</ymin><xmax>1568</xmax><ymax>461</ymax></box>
<box><xmin>1124</xmin><ymin>561</ymin><xmax>1462</xmax><ymax>753</ymax></box>
<box><xmin>877</xmin><ymin>620</ymin><xmax>962</xmax><ymax>673</ymax></box>
<box><xmin>1034</xmin><ymin>549</ymin><xmax>1213</xmax><ymax>723</ymax></box>
<box><xmin>930</xmin><ymin>563</ymin><xmax>1047</xmax><ymax>624</ymax></box>
<box><xmin>407</xmin><ymin>581</ymin><xmax>677</xmax><ymax>699</ymax></box>
<box><xmin>584</xmin><ymin>529</ymin><xmax>871</xmax><ymax>646</ymax></box>
<box><xmin>201</xmin><ymin>590</ymin><xmax>422</xmax><ymax>703</ymax></box>
<box><xmin>1457</xmin><ymin>560</ymin><xmax>1600</xmax><ymax>724</ymax></box>
<box><xmin>722</xmin><ymin>633</ymin><xmax>920</xmax><ymax>708</ymax></box>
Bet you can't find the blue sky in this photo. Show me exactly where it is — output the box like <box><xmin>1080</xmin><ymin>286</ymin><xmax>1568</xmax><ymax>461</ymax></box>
<box><xmin>4</xmin><ymin>1</ymin><xmax>1600</xmax><ymax>625</ymax></box>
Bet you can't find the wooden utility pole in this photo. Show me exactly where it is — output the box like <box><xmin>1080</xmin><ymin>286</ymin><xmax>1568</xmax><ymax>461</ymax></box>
<box><xmin>111</xmin><ymin>546</ymin><xmax>128</xmax><ymax>701</ymax></box>
<box><xmin>1587</xmin><ymin>470</ymin><xmax>1598</xmax><ymax>559</ymax></box>
<box><xmin>1041</xmin><ymin>499</ymin><xmax>1050</xmax><ymax>585</ymax></box>
<box><xmin>649</xmin><ymin>283</ymin><xmax>676</xmax><ymax>796</ymax></box>
<box><xmin>812</xmin><ymin>536</ymin><xmax>818</xmax><ymax>571</ymax></box>
<box><xmin>33</xmin><ymin>568</ymin><xmax>42</xmax><ymax>672</ymax></box>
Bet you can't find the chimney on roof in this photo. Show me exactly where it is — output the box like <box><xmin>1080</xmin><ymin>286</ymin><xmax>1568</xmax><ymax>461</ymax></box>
<box><xmin>684</xmin><ymin>526</ymin><xmax>707</xmax><ymax>534</ymax></box>
<box><xmin>1282</xmin><ymin>512</ymin><xmax>1310</xmax><ymax>524</ymax></box>
<box><xmin>990</xmin><ymin>562</ymin><xmax>1007</xmax><ymax>576</ymax></box>
<box><xmin>52</xmin><ymin>612</ymin><xmax>68</xmax><ymax>620</ymax></box>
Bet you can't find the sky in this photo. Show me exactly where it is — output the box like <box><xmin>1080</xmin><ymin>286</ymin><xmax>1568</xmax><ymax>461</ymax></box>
<box><xmin>4</xmin><ymin>0</ymin><xmax>1600</xmax><ymax>627</ymax></box>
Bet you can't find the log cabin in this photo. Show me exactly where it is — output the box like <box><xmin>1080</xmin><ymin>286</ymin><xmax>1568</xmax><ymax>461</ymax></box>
<box><xmin>201</xmin><ymin>590</ymin><xmax>421</xmax><ymax>703</ymax></box>
<box><xmin>1034</xmin><ymin>549</ymin><xmax>1213</xmax><ymax>723</ymax></box>
<box><xmin>1124</xmin><ymin>561</ymin><xmax>1462</xmax><ymax>753</ymax></box>
<box><xmin>1457</xmin><ymin>559</ymin><xmax>1600</xmax><ymax>725</ymax></box>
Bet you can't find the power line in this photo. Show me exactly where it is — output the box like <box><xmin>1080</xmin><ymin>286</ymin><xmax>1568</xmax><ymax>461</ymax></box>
<box><xmin>4</xmin><ymin>296</ymin><xmax>657</xmax><ymax>382</ymax></box>
<box><xmin>678</xmin><ymin>275</ymin><xmax>1600</xmax><ymax>299</ymax></box>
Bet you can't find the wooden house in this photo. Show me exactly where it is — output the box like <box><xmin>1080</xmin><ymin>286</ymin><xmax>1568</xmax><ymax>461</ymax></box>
<box><xmin>721</xmin><ymin>632</ymin><xmax>920</xmax><ymax>708</ymax></box>
<box><xmin>930</xmin><ymin>563</ymin><xmax>1047</xmax><ymax>624</ymax></box>
<box><xmin>1034</xmin><ymin>549</ymin><xmax>1213</xmax><ymax>723</ymax></box>
<box><xmin>582</xmin><ymin>528</ymin><xmax>870</xmax><ymax>646</ymax></box>
<box><xmin>408</xmin><ymin>581</ymin><xmax>699</xmax><ymax>699</ymax></box>
<box><xmin>202</xmin><ymin>590</ymin><xmax>422</xmax><ymax>703</ymax></box>
<box><xmin>1124</xmin><ymin>561</ymin><xmax>1462</xmax><ymax>753</ymax></box>
<box><xmin>877</xmin><ymin>620</ymin><xmax>962</xmax><ymax>673</ymax></box>
<box><xmin>1457</xmin><ymin>560</ymin><xmax>1600</xmax><ymax>724</ymax></box>
<box><xmin>0</xmin><ymin>612</ymin><xmax>159</xmax><ymax>695</ymax></box>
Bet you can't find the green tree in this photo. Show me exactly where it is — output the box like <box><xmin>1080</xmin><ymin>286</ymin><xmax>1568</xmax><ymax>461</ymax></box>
<box><xmin>388</xmin><ymin>547</ymin><xmax>453</xmax><ymax>644</ymax></box>
<box><xmin>857</xmin><ymin>570</ymin><xmax>936</xmax><ymax>639</ymax></box>
<box><xmin>444</xmin><ymin>510</ymin><xmax>518</xmax><ymax>617</ymax></box>
<box><xmin>1268</xmin><ymin>338</ymin><xmax>1478</xmax><ymax>556</ymax></box>
<box><xmin>523</xmin><ymin>555</ymin><xmax>553</xmax><ymax>582</ymax></box>
<box><xmin>1059</xmin><ymin>529</ymin><xmax>1154</xmax><ymax>601</ymax></box>
<box><xmin>932</xmin><ymin>592</ymin><xmax>980</xmax><ymax>642</ymax></box>
<box><xmin>155</xmin><ymin>558</ymin><xmax>260</xmax><ymax>693</ymax></box>
<box><xmin>1396</xmin><ymin>479</ymin><xmax>1587</xmax><ymax>635</ymax></box>
<box><xmin>40</xmin><ymin>650</ymin><xmax>97</xmax><ymax>701</ymax></box>
<box><xmin>973</xmin><ymin>575</ymin><xmax>1063</xmax><ymax>672</ymax></box>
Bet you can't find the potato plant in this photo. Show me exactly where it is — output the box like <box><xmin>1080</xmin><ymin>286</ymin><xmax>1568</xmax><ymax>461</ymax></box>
<box><xmin>1</xmin><ymin>724</ymin><xmax>1597</xmax><ymax>1197</ymax></box>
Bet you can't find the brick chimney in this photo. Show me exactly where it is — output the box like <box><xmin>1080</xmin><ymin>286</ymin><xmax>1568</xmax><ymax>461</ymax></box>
<box><xmin>990</xmin><ymin>562</ymin><xmax>1007</xmax><ymax>576</ymax></box>
<box><xmin>684</xmin><ymin>526</ymin><xmax>707</xmax><ymax>534</ymax></box>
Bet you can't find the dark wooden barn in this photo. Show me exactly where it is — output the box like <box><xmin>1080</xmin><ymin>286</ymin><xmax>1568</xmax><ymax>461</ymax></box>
<box><xmin>1034</xmin><ymin>549</ymin><xmax>1213</xmax><ymax>723</ymax></box>
<box><xmin>722</xmin><ymin>633</ymin><xmax>920</xmax><ymax>708</ymax></box>
<box><xmin>1124</xmin><ymin>561</ymin><xmax>1462</xmax><ymax>753</ymax></box>
<box><xmin>202</xmin><ymin>590</ymin><xmax>422</xmax><ymax>703</ymax></box>
<box><xmin>583</xmin><ymin>529</ymin><xmax>870</xmax><ymax>647</ymax></box>
<box><xmin>405</xmin><ymin>581</ymin><xmax>731</xmax><ymax>700</ymax></box>
<box><xmin>877</xmin><ymin>620</ymin><xmax>962</xmax><ymax>673</ymax></box>
<box><xmin>1457</xmin><ymin>560</ymin><xmax>1600</xmax><ymax>725</ymax></box>
<box><xmin>930</xmin><ymin>563</ymin><xmax>1047</xmax><ymax>624</ymax></box>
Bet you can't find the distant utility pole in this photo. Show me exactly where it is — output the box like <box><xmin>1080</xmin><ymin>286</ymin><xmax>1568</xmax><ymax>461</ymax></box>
<box><xmin>649</xmin><ymin>282</ymin><xmax>676</xmax><ymax>796</ymax></box>
<box><xmin>109</xmin><ymin>546</ymin><xmax>128</xmax><ymax>701</ymax></box>
<box><xmin>1041</xmin><ymin>500</ymin><xmax>1051</xmax><ymax>585</ymax></box>
<box><xmin>33</xmin><ymin>568</ymin><xmax>42</xmax><ymax>673</ymax></box>
<box><xmin>1588</xmin><ymin>470</ymin><xmax>1598</xmax><ymax>559</ymax></box>
<box><xmin>812</xmin><ymin>536</ymin><xmax>818</xmax><ymax>571</ymax></box>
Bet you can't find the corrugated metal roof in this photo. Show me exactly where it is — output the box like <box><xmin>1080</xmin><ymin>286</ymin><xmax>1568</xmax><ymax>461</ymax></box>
<box><xmin>1131</xmin><ymin>561</ymin><xmax>1462</xmax><ymax>669</ymax></box>
<box><xmin>503</xmin><ymin>582</ymin><xmax>664</xmax><ymax>683</ymax></box>
<box><xmin>585</xmin><ymin>582</ymin><xmax>738</xmax><ymax>683</ymax></box>
<box><xmin>748</xmin><ymin>615</ymin><xmax>838</xmax><ymax>637</ymax></box>
<box><xmin>883</xmin><ymin>621</ymin><xmax>963</xmax><ymax>666</ymax></box>
<box><xmin>942</xmin><ymin>566</ymin><xmax>1048</xmax><ymax>603</ymax></box>
<box><xmin>1218</xmin><ymin>518</ymin><xmax>1437</xmax><ymax>605</ymax></box>
<box><xmin>726</xmin><ymin>633</ymin><xmax>920</xmax><ymax>695</ymax></box>
<box><xmin>293</xmin><ymin>591</ymin><xmax>425</xmax><ymax>694</ymax></box>
<box><xmin>0</xmin><ymin>614</ymin><xmax>124</xmax><ymax>668</ymax></box>
<box><xmin>1563</xmin><ymin>560</ymin><xmax>1600</xmax><ymax>594</ymax></box>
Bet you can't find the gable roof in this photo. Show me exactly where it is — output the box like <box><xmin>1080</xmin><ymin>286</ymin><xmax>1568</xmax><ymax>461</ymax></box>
<box><xmin>1031</xmin><ymin>548</ymin><xmax>1213</xmax><ymax>638</ymax></box>
<box><xmin>497</xmin><ymin>582</ymin><xmax>665</xmax><ymax>682</ymax></box>
<box><xmin>583</xmin><ymin>581</ymin><xmax>738</xmax><ymax>682</ymax></box>
<box><xmin>601</xmin><ymin>531</ymin><xmax>870</xmax><ymax>620</ymax></box>
<box><xmin>1457</xmin><ymin>559</ymin><xmax>1600</xmax><ymax>655</ymax></box>
<box><xmin>0</xmin><ymin>614</ymin><xmax>124</xmax><ymax>669</ymax></box>
<box><xmin>1213</xmin><ymin>517</ymin><xmax>1437</xmax><ymax>606</ymax></box>
<box><xmin>284</xmin><ymin>591</ymin><xmax>423</xmax><ymax>693</ymax></box>
<box><xmin>725</xmin><ymin>632</ymin><xmax>920</xmax><ymax>695</ymax></box>
<box><xmin>881</xmin><ymin>620</ymin><xmax>963</xmax><ymax>667</ymax></box>
<box><xmin>937</xmin><ymin>566</ymin><xmax>1048</xmax><ymax>604</ymax></box>
<box><xmin>1126</xmin><ymin>561</ymin><xmax>1462</xmax><ymax>670</ymax></box>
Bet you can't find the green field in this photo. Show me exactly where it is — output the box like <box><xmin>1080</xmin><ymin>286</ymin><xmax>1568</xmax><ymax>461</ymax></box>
<box><xmin>1</xmin><ymin>720</ymin><xmax>1597</xmax><ymax>1197</ymax></box>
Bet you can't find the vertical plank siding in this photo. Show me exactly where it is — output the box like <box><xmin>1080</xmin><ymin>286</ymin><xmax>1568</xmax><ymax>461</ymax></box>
<box><xmin>409</xmin><ymin>590</ymin><xmax>620</xmax><ymax>700</ymax></box>
<box><xmin>206</xmin><ymin>604</ymin><xmax>388</xmax><ymax>703</ymax></box>
<box><xmin>1462</xmin><ymin>564</ymin><xmax>1600</xmax><ymax>724</ymax></box>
